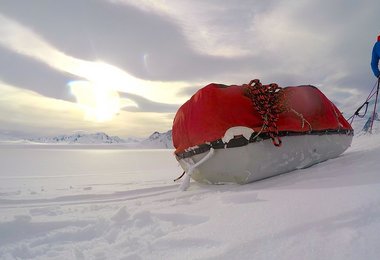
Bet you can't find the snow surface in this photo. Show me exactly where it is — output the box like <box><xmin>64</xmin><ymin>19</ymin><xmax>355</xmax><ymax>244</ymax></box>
<box><xmin>1</xmin><ymin>127</ymin><xmax>380</xmax><ymax>259</ymax></box>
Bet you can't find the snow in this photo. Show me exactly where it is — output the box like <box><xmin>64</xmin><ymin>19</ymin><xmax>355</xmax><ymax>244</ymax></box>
<box><xmin>1</xmin><ymin>129</ymin><xmax>380</xmax><ymax>259</ymax></box>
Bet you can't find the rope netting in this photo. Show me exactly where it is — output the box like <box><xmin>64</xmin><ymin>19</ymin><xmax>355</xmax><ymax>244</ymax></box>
<box><xmin>243</xmin><ymin>79</ymin><xmax>288</xmax><ymax>146</ymax></box>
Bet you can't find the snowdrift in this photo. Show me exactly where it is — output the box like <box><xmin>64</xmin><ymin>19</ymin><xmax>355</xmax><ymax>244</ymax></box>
<box><xmin>172</xmin><ymin>79</ymin><xmax>353</xmax><ymax>187</ymax></box>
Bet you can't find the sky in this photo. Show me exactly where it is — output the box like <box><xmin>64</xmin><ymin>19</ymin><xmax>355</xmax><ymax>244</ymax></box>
<box><xmin>0</xmin><ymin>0</ymin><xmax>379</xmax><ymax>138</ymax></box>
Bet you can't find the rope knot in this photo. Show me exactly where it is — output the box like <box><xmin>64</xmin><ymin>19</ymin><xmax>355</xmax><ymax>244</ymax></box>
<box><xmin>243</xmin><ymin>79</ymin><xmax>288</xmax><ymax>147</ymax></box>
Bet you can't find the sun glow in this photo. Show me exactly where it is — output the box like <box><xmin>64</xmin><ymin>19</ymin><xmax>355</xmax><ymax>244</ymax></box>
<box><xmin>68</xmin><ymin>80</ymin><xmax>137</xmax><ymax>122</ymax></box>
<box><xmin>66</xmin><ymin>61</ymin><xmax>188</xmax><ymax>122</ymax></box>
<box><xmin>69</xmin><ymin>61</ymin><xmax>188</xmax><ymax>104</ymax></box>
<box><xmin>66</xmin><ymin>61</ymin><xmax>146</xmax><ymax>122</ymax></box>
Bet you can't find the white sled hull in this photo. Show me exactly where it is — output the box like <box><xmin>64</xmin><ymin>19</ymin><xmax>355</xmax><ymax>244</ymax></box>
<box><xmin>178</xmin><ymin>134</ymin><xmax>353</xmax><ymax>184</ymax></box>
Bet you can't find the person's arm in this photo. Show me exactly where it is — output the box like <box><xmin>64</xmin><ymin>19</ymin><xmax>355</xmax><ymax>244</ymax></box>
<box><xmin>371</xmin><ymin>43</ymin><xmax>380</xmax><ymax>78</ymax></box>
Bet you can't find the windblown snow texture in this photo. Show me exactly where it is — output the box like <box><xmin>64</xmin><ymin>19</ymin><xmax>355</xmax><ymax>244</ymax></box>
<box><xmin>1</xmin><ymin>127</ymin><xmax>380</xmax><ymax>259</ymax></box>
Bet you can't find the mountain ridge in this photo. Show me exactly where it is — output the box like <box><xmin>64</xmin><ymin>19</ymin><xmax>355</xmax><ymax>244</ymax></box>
<box><xmin>0</xmin><ymin>131</ymin><xmax>174</xmax><ymax>149</ymax></box>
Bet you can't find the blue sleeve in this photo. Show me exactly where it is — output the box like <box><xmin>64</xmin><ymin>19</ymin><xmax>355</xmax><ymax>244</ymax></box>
<box><xmin>371</xmin><ymin>42</ymin><xmax>380</xmax><ymax>77</ymax></box>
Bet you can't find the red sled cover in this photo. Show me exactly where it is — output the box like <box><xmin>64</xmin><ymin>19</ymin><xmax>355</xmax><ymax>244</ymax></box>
<box><xmin>172</xmin><ymin>82</ymin><xmax>352</xmax><ymax>154</ymax></box>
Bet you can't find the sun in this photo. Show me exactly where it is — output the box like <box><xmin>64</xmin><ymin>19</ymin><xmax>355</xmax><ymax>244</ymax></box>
<box><xmin>67</xmin><ymin>62</ymin><xmax>142</xmax><ymax>122</ymax></box>
<box><xmin>68</xmin><ymin>80</ymin><xmax>136</xmax><ymax>122</ymax></box>
<box><xmin>67</xmin><ymin>61</ymin><xmax>189</xmax><ymax>122</ymax></box>
<box><xmin>68</xmin><ymin>80</ymin><xmax>118</xmax><ymax>122</ymax></box>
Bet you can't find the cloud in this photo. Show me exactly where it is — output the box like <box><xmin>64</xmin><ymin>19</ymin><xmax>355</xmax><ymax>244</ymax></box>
<box><xmin>119</xmin><ymin>92</ymin><xmax>180</xmax><ymax>113</ymax></box>
<box><xmin>0</xmin><ymin>0</ymin><xmax>224</xmax><ymax>81</ymax></box>
<box><xmin>0</xmin><ymin>14</ymin><xmax>191</xmax><ymax>101</ymax></box>
<box><xmin>0</xmin><ymin>45</ymin><xmax>78</xmax><ymax>101</ymax></box>
<box><xmin>110</xmin><ymin>0</ymin><xmax>258</xmax><ymax>57</ymax></box>
<box><xmin>0</xmin><ymin>12</ymin><xmax>196</xmax><ymax>125</ymax></box>
<box><xmin>94</xmin><ymin>0</ymin><xmax>380</xmax><ymax>108</ymax></box>
<box><xmin>0</xmin><ymin>13</ymin><xmax>189</xmax><ymax>133</ymax></box>
<box><xmin>0</xmin><ymin>81</ymin><xmax>85</xmax><ymax>129</ymax></box>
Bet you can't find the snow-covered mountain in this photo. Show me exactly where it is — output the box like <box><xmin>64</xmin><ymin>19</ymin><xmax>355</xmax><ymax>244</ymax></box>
<box><xmin>140</xmin><ymin>130</ymin><xmax>173</xmax><ymax>149</ymax></box>
<box><xmin>1</xmin><ymin>130</ymin><xmax>174</xmax><ymax>148</ymax></box>
<box><xmin>29</xmin><ymin>132</ymin><xmax>126</xmax><ymax>144</ymax></box>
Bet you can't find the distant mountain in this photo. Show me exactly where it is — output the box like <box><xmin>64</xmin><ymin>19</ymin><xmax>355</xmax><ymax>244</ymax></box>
<box><xmin>29</xmin><ymin>132</ymin><xmax>127</xmax><ymax>144</ymax></box>
<box><xmin>0</xmin><ymin>130</ymin><xmax>174</xmax><ymax>149</ymax></box>
<box><xmin>140</xmin><ymin>130</ymin><xmax>173</xmax><ymax>149</ymax></box>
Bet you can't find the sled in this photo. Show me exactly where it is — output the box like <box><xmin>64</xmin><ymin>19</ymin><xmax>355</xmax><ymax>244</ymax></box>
<box><xmin>172</xmin><ymin>80</ymin><xmax>353</xmax><ymax>188</ymax></box>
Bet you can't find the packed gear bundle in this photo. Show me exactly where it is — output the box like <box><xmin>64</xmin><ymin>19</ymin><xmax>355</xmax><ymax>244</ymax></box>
<box><xmin>172</xmin><ymin>79</ymin><xmax>353</xmax><ymax>190</ymax></box>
